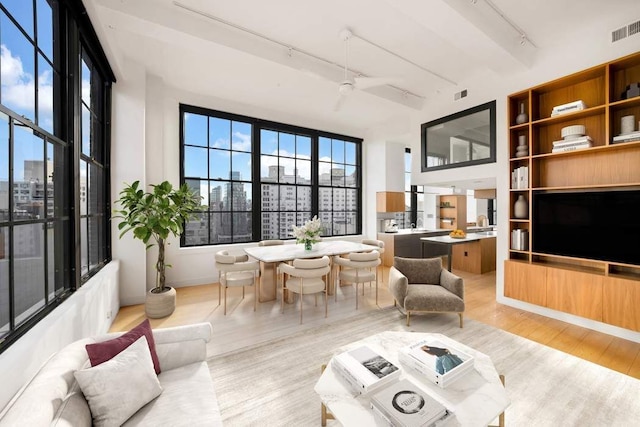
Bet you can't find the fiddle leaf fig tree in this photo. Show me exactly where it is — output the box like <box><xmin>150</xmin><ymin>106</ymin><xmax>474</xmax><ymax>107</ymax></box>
<box><xmin>113</xmin><ymin>180</ymin><xmax>202</xmax><ymax>293</ymax></box>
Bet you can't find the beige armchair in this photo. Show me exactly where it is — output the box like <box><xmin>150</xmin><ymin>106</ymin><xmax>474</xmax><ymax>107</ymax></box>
<box><xmin>388</xmin><ymin>257</ymin><xmax>464</xmax><ymax>327</ymax></box>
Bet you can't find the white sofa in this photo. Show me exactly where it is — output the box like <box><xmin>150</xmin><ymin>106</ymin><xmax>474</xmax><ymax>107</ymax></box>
<box><xmin>0</xmin><ymin>322</ymin><xmax>222</xmax><ymax>426</ymax></box>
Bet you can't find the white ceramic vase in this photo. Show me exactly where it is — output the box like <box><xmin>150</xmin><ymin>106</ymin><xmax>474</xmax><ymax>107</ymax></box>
<box><xmin>514</xmin><ymin>195</ymin><xmax>528</xmax><ymax>219</ymax></box>
<box><xmin>515</xmin><ymin>102</ymin><xmax>528</xmax><ymax>125</ymax></box>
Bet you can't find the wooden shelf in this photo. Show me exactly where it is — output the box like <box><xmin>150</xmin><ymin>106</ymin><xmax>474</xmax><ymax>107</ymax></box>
<box><xmin>506</xmin><ymin>51</ymin><xmax>640</xmax><ymax>332</ymax></box>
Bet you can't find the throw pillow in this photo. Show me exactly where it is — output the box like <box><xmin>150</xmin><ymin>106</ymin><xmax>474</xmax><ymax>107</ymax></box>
<box><xmin>74</xmin><ymin>336</ymin><xmax>163</xmax><ymax>427</ymax></box>
<box><xmin>85</xmin><ymin>319</ymin><xmax>161</xmax><ymax>374</ymax></box>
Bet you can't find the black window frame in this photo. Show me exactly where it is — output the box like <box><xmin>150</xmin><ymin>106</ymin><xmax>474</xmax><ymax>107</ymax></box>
<box><xmin>0</xmin><ymin>0</ymin><xmax>115</xmax><ymax>354</ymax></box>
<box><xmin>179</xmin><ymin>104</ymin><xmax>363</xmax><ymax>246</ymax></box>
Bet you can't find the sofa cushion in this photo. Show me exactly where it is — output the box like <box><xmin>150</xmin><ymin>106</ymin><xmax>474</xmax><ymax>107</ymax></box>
<box><xmin>404</xmin><ymin>284</ymin><xmax>465</xmax><ymax>312</ymax></box>
<box><xmin>86</xmin><ymin>319</ymin><xmax>161</xmax><ymax>374</ymax></box>
<box><xmin>124</xmin><ymin>361</ymin><xmax>222</xmax><ymax>426</ymax></box>
<box><xmin>394</xmin><ymin>257</ymin><xmax>442</xmax><ymax>285</ymax></box>
<box><xmin>51</xmin><ymin>386</ymin><xmax>92</xmax><ymax>427</ymax></box>
<box><xmin>74</xmin><ymin>336</ymin><xmax>163</xmax><ymax>427</ymax></box>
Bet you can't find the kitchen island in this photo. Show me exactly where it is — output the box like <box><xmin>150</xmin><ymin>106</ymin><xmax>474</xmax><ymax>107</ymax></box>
<box><xmin>377</xmin><ymin>229</ymin><xmax>449</xmax><ymax>267</ymax></box>
<box><xmin>421</xmin><ymin>231</ymin><xmax>497</xmax><ymax>274</ymax></box>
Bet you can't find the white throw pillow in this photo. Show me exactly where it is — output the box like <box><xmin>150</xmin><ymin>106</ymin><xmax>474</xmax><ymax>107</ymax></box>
<box><xmin>74</xmin><ymin>336</ymin><xmax>163</xmax><ymax>427</ymax></box>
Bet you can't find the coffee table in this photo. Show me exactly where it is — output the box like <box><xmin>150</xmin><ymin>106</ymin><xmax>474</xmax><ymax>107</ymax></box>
<box><xmin>314</xmin><ymin>331</ymin><xmax>509</xmax><ymax>426</ymax></box>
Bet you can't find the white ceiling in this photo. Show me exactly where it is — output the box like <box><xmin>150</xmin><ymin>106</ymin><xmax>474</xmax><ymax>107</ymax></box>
<box><xmin>86</xmin><ymin>0</ymin><xmax>640</xmax><ymax>189</ymax></box>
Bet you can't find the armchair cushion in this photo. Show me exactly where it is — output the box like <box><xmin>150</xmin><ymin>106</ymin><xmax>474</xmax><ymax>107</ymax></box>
<box><xmin>405</xmin><ymin>285</ymin><xmax>464</xmax><ymax>312</ymax></box>
<box><xmin>393</xmin><ymin>257</ymin><xmax>442</xmax><ymax>284</ymax></box>
<box><xmin>440</xmin><ymin>269</ymin><xmax>464</xmax><ymax>299</ymax></box>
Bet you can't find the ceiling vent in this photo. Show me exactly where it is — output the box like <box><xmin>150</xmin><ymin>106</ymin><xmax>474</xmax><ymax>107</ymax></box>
<box><xmin>611</xmin><ymin>19</ymin><xmax>640</xmax><ymax>43</ymax></box>
<box><xmin>454</xmin><ymin>89</ymin><xmax>468</xmax><ymax>101</ymax></box>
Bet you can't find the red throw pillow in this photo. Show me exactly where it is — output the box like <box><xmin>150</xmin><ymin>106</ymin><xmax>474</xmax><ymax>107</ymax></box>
<box><xmin>85</xmin><ymin>319</ymin><xmax>161</xmax><ymax>374</ymax></box>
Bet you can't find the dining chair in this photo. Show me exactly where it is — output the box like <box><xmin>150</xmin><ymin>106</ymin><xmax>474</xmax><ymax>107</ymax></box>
<box><xmin>214</xmin><ymin>250</ymin><xmax>260</xmax><ymax>315</ymax></box>
<box><xmin>361</xmin><ymin>238</ymin><xmax>385</xmax><ymax>282</ymax></box>
<box><xmin>333</xmin><ymin>250</ymin><xmax>380</xmax><ymax>309</ymax></box>
<box><xmin>278</xmin><ymin>256</ymin><xmax>331</xmax><ymax>324</ymax></box>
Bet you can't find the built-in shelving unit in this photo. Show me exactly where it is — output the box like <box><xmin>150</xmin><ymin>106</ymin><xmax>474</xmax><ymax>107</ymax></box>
<box><xmin>505</xmin><ymin>51</ymin><xmax>640</xmax><ymax>332</ymax></box>
<box><xmin>438</xmin><ymin>195</ymin><xmax>467</xmax><ymax>231</ymax></box>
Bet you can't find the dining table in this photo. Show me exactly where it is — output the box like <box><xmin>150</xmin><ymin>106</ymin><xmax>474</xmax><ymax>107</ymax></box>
<box><xmin>244</xmin><ymin>240</ymin><xmax>380</xmax><ymax>302</ymax></box>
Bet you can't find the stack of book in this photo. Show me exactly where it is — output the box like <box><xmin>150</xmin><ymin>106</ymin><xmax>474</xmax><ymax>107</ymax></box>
<box><xmin>511</xmin><ymin>166</ymin><xmax>528</xmax><ymax>189</ymax></box>
<box><xmin>332</xmin><ymin>345</ymin><xmax>401</xmax><ymax>395</ymax></box>
<box><xmin>612</xmin><ymin>131</ymin><xmax>640</xmax><ymax>144</ymax></box>
<box><xmin>511</xmin><ymin>229</ymin><xmax>529</xmax><ymax>251</ymax></box>
<box><xmin>550</xmin><ymin>100</ymin><xmax>587</xmax><ymax>117</ymax></box>
<box><xmin>370</xmin><ymin>378</ymin><xmax>450</xmax><ymax>427</ymax></box>
<box><xmin>398</xmin><ymin>339</ymin><xmax>474</xmax><ymax>389</ymax></box>
<box><xmin>551</xmin><ymin>135</ymin><xmax>593</xmax><ymax>153</ymax></box>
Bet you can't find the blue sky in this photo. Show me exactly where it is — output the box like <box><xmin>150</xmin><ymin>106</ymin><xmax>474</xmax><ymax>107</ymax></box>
<box><xmin>1</xmin><ymin>0</ymin><xmax>60</xmax><ymax>182</ymax></box>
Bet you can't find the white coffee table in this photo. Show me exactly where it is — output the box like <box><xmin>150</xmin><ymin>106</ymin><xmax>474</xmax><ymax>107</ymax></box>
<box><xmin>314</xmin><ymin>331</ymin><xmax>509</xmax><ymax>426</ymax></box>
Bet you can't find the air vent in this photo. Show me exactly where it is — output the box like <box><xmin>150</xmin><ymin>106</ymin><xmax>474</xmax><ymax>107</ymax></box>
<box><xmin>611</xmin><ymin>19</ymin><xmax>640</xmax><ymax>43</ymax></box>
<box><xmin>612</xmin><ymin>26</ymin><xmax>627</xmax><ymax>42</ymax></box>
<box><xmin>454</xmin><ymin>89</ymin><xmax>468</xmax><ymax>101</ymax></box>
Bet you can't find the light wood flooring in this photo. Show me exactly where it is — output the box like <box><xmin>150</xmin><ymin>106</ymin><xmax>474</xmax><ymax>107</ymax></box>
<box><xmin>110</xmin><ymin>267</ymin><xmax>640</xmax><ymax>379</ymax></box>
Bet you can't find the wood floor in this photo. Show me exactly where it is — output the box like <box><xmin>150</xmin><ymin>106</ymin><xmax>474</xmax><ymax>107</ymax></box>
<box><xmin>110</xmin><ymin>267</ymin><xmax>640</xmax><ymax>379</ymax></box>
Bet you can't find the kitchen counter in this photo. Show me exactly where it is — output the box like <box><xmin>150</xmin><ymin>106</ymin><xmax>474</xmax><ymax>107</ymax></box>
<box><xmin>421</xmin><ymin>232</ymin><xmax>497</xmax><ymax>274</ymax></box>
<box><xmin>377</xmin><ymin>229</ymin><xmax>450</xmax><ymax>267</ymax></box>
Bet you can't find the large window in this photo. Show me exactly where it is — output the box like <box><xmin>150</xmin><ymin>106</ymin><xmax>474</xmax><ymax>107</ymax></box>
<box><xmin>180</xmin><ymin>105</ymin><xmax>362</xmax><ymax>245</ymax></box>
<box><xmin>0</xmin><ymin>0</ymin><xmax>114</xmax><ymax>353</ymax></box>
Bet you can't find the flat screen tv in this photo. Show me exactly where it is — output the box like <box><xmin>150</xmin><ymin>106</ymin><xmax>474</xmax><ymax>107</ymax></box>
<box><xmin>532</xmin><ymin>189</ymin><xmax>640</xmax><ymax>265</ymax></box>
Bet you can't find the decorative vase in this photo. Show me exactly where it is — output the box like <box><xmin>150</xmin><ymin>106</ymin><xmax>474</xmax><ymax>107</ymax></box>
<box><xmin>621</xmin><ymin>115</ymin><xmax>635</xmax><ymax>134</ymax></box>
<box><xmin>304</xmin><ymin>240</ymin><xmax>313</xmax><ymax>251</ymax></box>
<box><xmin>145</xmin><ymin>286</ymin><xmax>176</xmax><ymax>318</ymax></box>
<box><xmin>515</xmin><ymin>102</ymin><xmax>528</xmax><ymax>125</ymax></box>
<box><xmin>514</xmin><ymin>195</ymin><xmax>528</xmax><ymax>219</ymax></box>
<box><xmin>515</xmin><ymin>135</ymin><xmax>529</xmax><ymax>157</ymax></box>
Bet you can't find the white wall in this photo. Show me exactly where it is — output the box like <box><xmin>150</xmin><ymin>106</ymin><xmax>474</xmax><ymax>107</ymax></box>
<box><xmin>0</xmin><ymin>261</ymin><xmax>120</xmax><ymax>411</ymax></box>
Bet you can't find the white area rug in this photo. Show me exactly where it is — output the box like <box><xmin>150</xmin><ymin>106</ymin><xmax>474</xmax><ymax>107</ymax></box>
<box><xmin>208</xmin><ymin>308</ymin><xmax>640</xmax><ymax>426</ymax></box>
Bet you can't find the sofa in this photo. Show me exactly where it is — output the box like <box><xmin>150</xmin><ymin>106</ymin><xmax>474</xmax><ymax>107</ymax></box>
<box><xmin>0</xmin><ymin>322</ymin><xmax>222</xmax><ymax>426</ymax></box>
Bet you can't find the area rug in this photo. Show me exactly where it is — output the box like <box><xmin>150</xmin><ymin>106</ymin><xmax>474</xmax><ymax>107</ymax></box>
<box><xmin>208</xmin><ymin>308</ymin><xmax>640</xmax><ymax>426</ymax></box>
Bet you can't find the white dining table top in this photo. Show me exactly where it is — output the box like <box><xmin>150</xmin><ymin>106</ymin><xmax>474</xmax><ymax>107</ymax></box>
<box><xmin>244</xmin><ymin>240</ymin><xmax>379</xmax><ymax>263</ymax></box>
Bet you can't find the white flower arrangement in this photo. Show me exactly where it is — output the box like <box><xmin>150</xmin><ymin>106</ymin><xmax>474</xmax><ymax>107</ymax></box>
<box><xmin>292</xmin><ymin>216</ymin><xmax>323</xmax><ymax>247</ymax></box>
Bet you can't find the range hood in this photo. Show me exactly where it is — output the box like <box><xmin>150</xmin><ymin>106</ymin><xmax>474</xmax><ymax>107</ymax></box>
<box><xmin>376</xmin><ymin>192</ymin><xmax>405</xmax><ymax>212</ymax></box>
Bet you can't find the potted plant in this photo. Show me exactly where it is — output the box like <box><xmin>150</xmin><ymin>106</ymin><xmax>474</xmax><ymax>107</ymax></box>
<box><xmin>113</xmin><ymin>180</ymin><xmax>202</xmax><ymax>318</ymax></box>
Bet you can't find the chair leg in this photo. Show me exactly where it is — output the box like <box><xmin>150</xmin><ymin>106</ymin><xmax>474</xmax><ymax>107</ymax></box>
<box><xmin>406</xmin><ymin>311</ymin><xmax>411</xmax><ymax>326</ymax></box>
<box><xmin>224</xmin><ymin>286</ymin><xmax>227</xmax><ymax>315</ymax></box>
<box><xmin>375</xmin><ymin>272</ymin><xmax>379</xmax><ymax>307</ymax></box>
<box><xmin>459</xmin><ymin>312</ymin><xmax>464</xmax><ymax>328</ymax></box>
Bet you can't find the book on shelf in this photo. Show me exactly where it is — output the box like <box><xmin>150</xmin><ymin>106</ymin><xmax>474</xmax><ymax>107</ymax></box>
<box><xmin>397</xmin><ymin>339</ymin><xmax>474</xmax><ymax>389</ymax></box>
<box><xmin>612</xmin><ymin>131</ymin><xmax>640</xmax><ymax>144</ymax></box>
<box><xmin>511</xmin><ymin>229</ymin><xmax>528</xmax><ymax>251</ymax></box>
<box><xmin>370</xmin><ymin>378</ymin><xmax>450</xmax><ymax>427</ymax></box>
<box><xmin>550</xmin><ymin>100</ymin><xmax>586</xmax><ymax>117</ymax></box>
<box><xmin>332</xmin><ymin>345</ymin><xmax>401</xmax><ymax>395</ymax></box>
<box><xmin>511</xmin><ymin>166</ymin><xmax>528</xmax><ymax>189</ymax></box>
<box><xmin>551</xmin><ymin>135</ymin><xmax>593</xmax><ymax>148</ymax></box>
<box><xmin>551</xmin><ymin>142</ymin><xmax>592</xmax><ymax>153</ymax></box>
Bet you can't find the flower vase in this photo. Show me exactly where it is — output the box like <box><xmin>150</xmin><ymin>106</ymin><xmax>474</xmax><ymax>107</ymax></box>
<box><xmin>515</xmin><ymin>102</ymin><xmax>528</xmax><ymax>125</ymax></box>
<box><xmin>304</xmin><ymin>241</ymin><xmax>313</xmax><ymax>251</ymax></box>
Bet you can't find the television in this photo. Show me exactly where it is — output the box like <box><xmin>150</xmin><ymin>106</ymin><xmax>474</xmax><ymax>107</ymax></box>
<box><xmin>532</xmin><ymin>189</ymin><xmax>640</xmax><ymax>265</ymax></box>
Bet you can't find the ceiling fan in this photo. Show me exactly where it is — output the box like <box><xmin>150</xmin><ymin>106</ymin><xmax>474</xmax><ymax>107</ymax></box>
<box><xmin>334</xmin><ymin>28</ymin><xmax>399</xmax><ymax>111</ymax></box>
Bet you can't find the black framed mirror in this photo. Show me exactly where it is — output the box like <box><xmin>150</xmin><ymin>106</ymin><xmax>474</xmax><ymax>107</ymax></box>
<box><xmin>421</xmin><ymin>100</ymin><xmax>496</xmax><ymax>172</ymax></box>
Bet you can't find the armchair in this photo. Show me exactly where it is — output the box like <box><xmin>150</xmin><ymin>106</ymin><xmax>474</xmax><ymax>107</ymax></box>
<box><xmin>388</xmin><ymin>257</ymin><xmax>464</xmax><ymax>327</ymax></box>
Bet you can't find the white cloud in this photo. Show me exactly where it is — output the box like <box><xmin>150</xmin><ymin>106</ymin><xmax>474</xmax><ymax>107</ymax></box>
<box><xmin>1</xmin><ymin>44</ymin><xmax>53</xmax><ymax>127</ymax></box>
<box><xmin>232</xmin><ymin>131</ymin><xmax>251</xmax><ymax>151</ymax></box>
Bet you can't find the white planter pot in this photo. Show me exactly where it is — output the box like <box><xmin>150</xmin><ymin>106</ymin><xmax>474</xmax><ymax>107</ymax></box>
<box><xmin>145</xmin><ymin>287</ymin><xmax>176</xmax><ymax>318</ymax></box>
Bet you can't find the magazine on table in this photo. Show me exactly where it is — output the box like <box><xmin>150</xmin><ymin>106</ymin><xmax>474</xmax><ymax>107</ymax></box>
<box><xmin>370</xmin><ymin>378</ymin><xmax>451</xmax><ymax>427</ymax></box>
<box><xmin>332</xmin><ymin>345</ymin><xmax>401</xmax><ymax>395</ymax></box>
<box><xmin>398</xmin><ymin>339</ymin><xmax>474</xmax><ymax>388</ymax></box>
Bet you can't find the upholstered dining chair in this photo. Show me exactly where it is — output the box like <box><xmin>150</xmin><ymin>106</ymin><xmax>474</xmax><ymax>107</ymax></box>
<box><xmin>333</xmin><ymin>250</ymin><xmax>381</xmax><ymax>309</ymax></box>
<box><xmin>278</xmin><ymin>256</ymin><xmax>331</xmax><ymax>324</ymax></box>
<box><xmin>388</xmin><ymin>256</ymin><xmax>465</xmax><ymax>327</ymax></box>
<box><xmin>361</xmin><ymin>239</ymin><xmax>385</xmax><ymax>282</ymax></box>
<box><xmin>214</xmin><ymin>250</ymin><xmax>260</xmax><ymax>315</ymax></box>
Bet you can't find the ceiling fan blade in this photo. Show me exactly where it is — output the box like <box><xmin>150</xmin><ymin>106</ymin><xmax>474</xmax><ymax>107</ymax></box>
<box><xmin>333</xmin><ymin>92</ymin><xmax>349</xmax><ymax>112</ymax></box>
<box><xmin>353</xmin><ymin>76</ymin><xmax>400</xmax><ymax>90</ymax></box>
